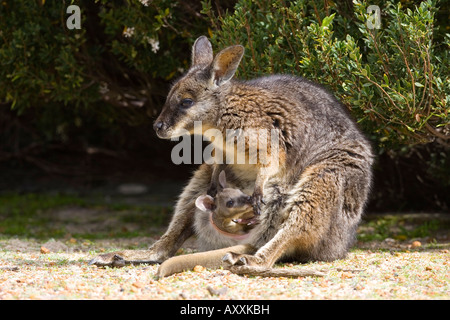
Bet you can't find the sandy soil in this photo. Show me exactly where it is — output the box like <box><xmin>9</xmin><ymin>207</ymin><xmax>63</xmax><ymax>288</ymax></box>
<box><xmin>0</xmin><ymin>210</ymin><xmax>449</xmax><ymax>300</ymax></box>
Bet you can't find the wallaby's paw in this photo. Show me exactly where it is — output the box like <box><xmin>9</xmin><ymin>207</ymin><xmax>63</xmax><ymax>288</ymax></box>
<box><xmin>89</xmin><ymin>250</ymin><xmax>162</xmax><ymax>267</ymax></box>
<box><xmin>222</xmin><ymin>252</ymin><xmax>246</xmax><ymax>266</ymax></box>
<box><xmin>251</xmin><ymin>187</ymin><xmax>266</xmax><ymax>215</ymax></box>
<box><xmin>89</xmin><ymin>252</ymin><xmax>127</xmax><ymax>267</ymax></box>
<box><xmin>222</xmin><ymin>252</ymin><xmax>263</xmax><ymax>267</ymax></box>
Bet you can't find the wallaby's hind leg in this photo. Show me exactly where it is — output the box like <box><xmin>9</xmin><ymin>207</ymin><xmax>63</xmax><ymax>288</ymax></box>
<box><xmin>89</xmin><ymin>165</ymin><xmax>212</xmax><ymax>267</ymax></box>
<box><xmin>225</xmin><ymin>158</ymin><xmax>369</xmax><ymax>269</ymax></box>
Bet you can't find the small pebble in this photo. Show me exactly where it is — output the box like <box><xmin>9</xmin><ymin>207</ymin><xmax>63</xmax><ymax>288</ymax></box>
<box><xmin>40</xmin><ymin>246</ymin><xmax>50</xmax><ymax>254</ymax></box>
<box><xmin>207</xmin><ymin>285</ymin><xmax>228</xmax><ymax>296</ymax></box>
<box><xmin>411</xmin><ymin>241</ymin><xmax>422</xmax><ymax>248</ymax></box>
<box><xmin>193</xmin><ymin>265</ymin><xmax>205</xmax><ymax>272</ymax></box>
<box><xmin>132</xmin><ymin>281</ymin><xmax>145</xmax><ymax>288</ymax></box>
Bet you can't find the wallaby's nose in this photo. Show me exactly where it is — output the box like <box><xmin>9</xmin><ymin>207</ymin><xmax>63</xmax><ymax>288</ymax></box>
<box><xmin>153</xmin><ymin>121</ymin><xmax>165</xmax><ymax>132</ymax></box>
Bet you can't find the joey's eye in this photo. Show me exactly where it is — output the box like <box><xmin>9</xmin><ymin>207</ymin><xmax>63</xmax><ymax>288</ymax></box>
<box><xmin>226</xmin><ymin>200</ymin><xmax>234</xmax><ymax>208</ymax></box>
<box><xmin>179</xmin><ymin>98</ymin><xmax>194</xmax><ymax>109</ymax></box>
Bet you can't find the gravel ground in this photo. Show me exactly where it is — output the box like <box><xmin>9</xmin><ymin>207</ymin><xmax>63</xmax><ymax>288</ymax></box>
<box><xmin>0</xmin><ymin>236</ymin><xmax>448</xmax><ymax>300</ymax></box>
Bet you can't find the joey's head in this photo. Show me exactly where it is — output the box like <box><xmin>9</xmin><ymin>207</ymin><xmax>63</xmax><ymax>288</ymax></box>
<box><xmin>195</xmin><ymin>171</ymin><xmax>253</xmax><ymax>220</ymax></box>
<box><xmin>214</xmin><ymin>170</ymin><xmax>253</xmax><ymax>218</ymax></box>
<box><xmin>154</xmin><ymin>36</ymin><xmax>244</xmax><ymax>139</ymax></box>
<box><xmin>195</xmin><ymin>171</ymin><xmax>257</xmax><ymax>236</ymax></box>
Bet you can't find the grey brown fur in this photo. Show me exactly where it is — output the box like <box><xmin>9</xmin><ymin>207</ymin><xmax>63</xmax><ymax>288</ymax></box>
<box><xmin>89</xmin><ymin>36</ymin><xmax>373</xmax><ymax>275</ymax></box>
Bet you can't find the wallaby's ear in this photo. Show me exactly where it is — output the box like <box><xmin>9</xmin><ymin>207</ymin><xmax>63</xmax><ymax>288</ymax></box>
<box><xmin>195</xmin><ymin>195</ymin><xmax>216</xmax><ymax>212</ymax></box>
<box><xmin>192</xmin><ymin>36</ymin><xmax>213</xmax><ymax>66</ymax></box>
<box><xmin>211</xmin><ymin>45</ymin><xmax>244</xmax><ymax>86</ymax></box>
<box><xmin>218</xmin><ymin>170</ymin><xmax>227</xmax><ymax>190</ymax></box>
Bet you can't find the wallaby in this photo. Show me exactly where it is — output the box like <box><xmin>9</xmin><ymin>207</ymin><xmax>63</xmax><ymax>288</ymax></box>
<box><xmin>89</xmin><ymin>36</ymin><xmax>374</xmax><ymax>277</ymax></box>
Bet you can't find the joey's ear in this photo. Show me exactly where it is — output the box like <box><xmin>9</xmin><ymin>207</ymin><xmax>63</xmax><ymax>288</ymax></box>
<box><xmin>218</xmin><ymin>170</ymin><xmax>227</xmax><ymax>190</ymax></box>
<box><xmin>192</xmin><ymin>36</ymin><xmax>213</xmax><ymax>66</ymax></box>
<box><xmin>195</xmin><ymin>195</ymin><xmax>216</xmax><ymax>212</ymax></box>
<box><xmin>211</xmin><ymin>45</ymin><xmax>244</xmax><ymax>86</ymax></box>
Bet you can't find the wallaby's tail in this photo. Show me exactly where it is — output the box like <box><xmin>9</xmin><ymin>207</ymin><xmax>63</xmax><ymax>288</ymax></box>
<box><xmin>156</xmin><ymin>244</ymin><xmax>254</xmax><ymax>279</ymax></box>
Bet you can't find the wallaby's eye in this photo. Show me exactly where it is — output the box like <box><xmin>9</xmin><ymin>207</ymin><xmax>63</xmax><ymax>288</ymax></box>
<box><xmin>179</xmin><ymin>98</ymin><xmax>194</xmax><ymax>109</ymax></box>
<box><xmin>226</xmin><ymin>200</ymin><xmax>234</xmax><ymax>208</ymax></box>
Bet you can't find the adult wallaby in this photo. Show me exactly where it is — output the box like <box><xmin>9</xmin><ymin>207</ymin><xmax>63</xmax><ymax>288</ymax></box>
<box><xmin>89</xmin><ymin>36</ymin><xmax>373</xmax><ymax>274</ymax></box>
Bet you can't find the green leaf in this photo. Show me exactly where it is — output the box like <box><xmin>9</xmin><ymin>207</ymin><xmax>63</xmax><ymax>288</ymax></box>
<box><xmin>321</xmin><ymin>13</ymin><xmax>336</xmax><ymax>28</ymax></box>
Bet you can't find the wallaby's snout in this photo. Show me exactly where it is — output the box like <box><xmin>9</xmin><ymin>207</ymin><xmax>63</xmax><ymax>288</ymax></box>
<box><xmin>153</xmin><ymin>104</ymin><xmax>176</xmax><ymax>139</ymax></box>
<box><xmin>231</xmin><ymin>193</ymin><xmax>253</xmax><ymax>210</ymax></box>
<box><xmin>153</xmin><ymin>119</ymin><xmax>170</xmax><ymax>139</ymax></box>
<box><xmin>153</xmin><ymin>120</ymin><xmax>165</xmax><ymax>132</ymax></box>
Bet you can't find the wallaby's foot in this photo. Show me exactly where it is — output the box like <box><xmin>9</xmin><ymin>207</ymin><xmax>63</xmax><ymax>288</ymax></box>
<box><xmin>251</xmin><ymin>189</ymin><xmax>265</xmax><ymax>216</ymax></box>
<box><xmin>89</xmin><ymin>250</ymin><xmax>163</xmax><ymax>267</ymax></box>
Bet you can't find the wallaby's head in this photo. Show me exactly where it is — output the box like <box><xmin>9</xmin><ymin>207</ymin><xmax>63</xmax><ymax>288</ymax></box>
<box><xmin>195</xmin><ymin>171</ymin><xmax>252</xmax><ymax>218</ymax></box>
<box><xmin>154</xmin><ymin>36</ymin><xmax>244</xmax><ymax>139</ymax></box>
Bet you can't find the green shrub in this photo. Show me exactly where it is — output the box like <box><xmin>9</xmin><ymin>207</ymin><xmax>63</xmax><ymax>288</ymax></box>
<box><xmin>205</xmin><ymin>0</ymin><xmax>449</xmax><ymax>151</ymax></box>
<box><xmin>0</xmin><ymin>0</ymin><xmax>208</xmax><ymax>149</ymax></box>
<box><xmin>0</xmin><ymin>0</ymin><xmax>448</xmax><ymax>211</ymax></box>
